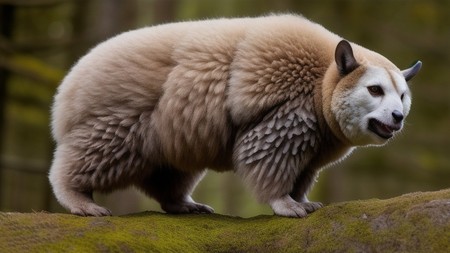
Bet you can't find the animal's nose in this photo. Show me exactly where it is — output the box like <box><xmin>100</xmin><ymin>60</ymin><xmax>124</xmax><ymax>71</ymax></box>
<box><xmin>392</xmin><ymin>110</ymin><xmax>404</xmax><ymax>123</ymax></box>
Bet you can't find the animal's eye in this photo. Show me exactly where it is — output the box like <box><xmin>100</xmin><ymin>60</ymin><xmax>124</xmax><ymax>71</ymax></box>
<box><xmin>367</xmin><ymin>85</ymin><xmax>384</xmax><ymax>96</ymax></box>
<box><xmin>400</xmin><ymin>93</ymin><xmax>405</xmax><ymax>101</ymax></box>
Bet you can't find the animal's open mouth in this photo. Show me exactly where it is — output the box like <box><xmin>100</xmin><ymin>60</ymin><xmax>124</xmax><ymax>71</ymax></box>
<box><xmin>368</xmin><ymin>119</ymin><xmax>400</xmax><ymax>139</ymax></box>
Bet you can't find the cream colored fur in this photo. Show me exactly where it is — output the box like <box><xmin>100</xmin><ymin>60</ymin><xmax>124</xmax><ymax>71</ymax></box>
<box><xmin>49</xmin><ymin>14</ymin><xmax>420</xmax><ymax>217</ymax></box>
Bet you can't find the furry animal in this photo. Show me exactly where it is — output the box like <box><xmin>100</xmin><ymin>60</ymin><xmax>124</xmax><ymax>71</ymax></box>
<box><xmin>49</xmin><ymin>14</ymin><xmax>421</xmax><ymax>217</ymax></box>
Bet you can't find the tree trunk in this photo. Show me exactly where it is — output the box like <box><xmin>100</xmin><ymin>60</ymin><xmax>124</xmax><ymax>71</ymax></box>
<box><xmin>153</xmin><ymin>0</ymin><xmax>176</xmax><ymax>24</ymax></box>
<box><xmin>0</xmin><ymin>3</ymin><xmax>15</xmax><ymax>208</ymax></box>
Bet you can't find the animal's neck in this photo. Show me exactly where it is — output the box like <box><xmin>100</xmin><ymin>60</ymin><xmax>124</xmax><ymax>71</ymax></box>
<box><xmin>317</xmin><ymin>67</ymin><xmax>353</xmax><ymax>146</ymax></box>
<box><xmin>312</xmin><ymin>77</ymin><xmax>352</xmax><ymax>153</ymax></box>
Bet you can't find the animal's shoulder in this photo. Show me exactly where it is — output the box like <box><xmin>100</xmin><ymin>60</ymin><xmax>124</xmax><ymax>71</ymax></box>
<box><xmin>236</xmin><ymin>94</ymin><xmax>320</xmax><ymax>165</ymax></box>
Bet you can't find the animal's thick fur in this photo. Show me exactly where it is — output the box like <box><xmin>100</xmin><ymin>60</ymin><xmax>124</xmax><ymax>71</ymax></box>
<box><xmin>49</xmin><ymin>14</ymin><xmax>420</xmax><ymax>217</ymax></box>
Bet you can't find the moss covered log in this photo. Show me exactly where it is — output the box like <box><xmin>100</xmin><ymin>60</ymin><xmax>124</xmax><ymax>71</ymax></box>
<box><xmin>1</xmin><ymin>189</ymin><xmax>449</xmax><ymax>252</ymax></box>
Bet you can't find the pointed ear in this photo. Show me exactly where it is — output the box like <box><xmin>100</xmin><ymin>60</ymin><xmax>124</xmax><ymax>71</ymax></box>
<box><xmin>335</xmin><ymin>40</ymin><xmax>359</xmax><ymax>75</ymax></box>
<box><xmin>402</xmin><ymin>60</ymin><xmax>422</xmax><ymax>81</ymax></box>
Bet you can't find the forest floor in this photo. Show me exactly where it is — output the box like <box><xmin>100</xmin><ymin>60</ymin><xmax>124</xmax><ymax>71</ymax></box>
<box><xmin>1</xmin><ymin>189</ymin><xmax>449</xmax><ymax>252</ymax></box>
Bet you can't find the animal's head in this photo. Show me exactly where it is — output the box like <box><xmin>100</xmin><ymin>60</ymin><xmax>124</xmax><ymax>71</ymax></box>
<box><xmin>323</xmin><ymin>40</ymin><xmax>421</xmax><ymax>146</ymax></box>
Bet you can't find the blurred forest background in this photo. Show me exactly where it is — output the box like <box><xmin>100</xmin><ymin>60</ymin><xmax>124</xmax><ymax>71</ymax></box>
<box><xmin>0</xmin><ymin>0</ymin><xmax>448</xmax><ymax>217</ymax></box>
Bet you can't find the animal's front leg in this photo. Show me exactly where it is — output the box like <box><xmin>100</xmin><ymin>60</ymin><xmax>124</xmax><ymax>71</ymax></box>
<box><xmin>235</xmin><ymin>141</ymin><xmax>318</xmax><ymax>218</ymax></box>
<box><xmin>269</xmin><ymin>195</ymin><xmax>323</xmax><ymax>218</ymax></box>
<box><xmin>269</xmin><ymin>169</ymin><xmax>323</xmax><ymax>217</ymax></box>
<box><xmin>269</xmin><ymin>195</ymin><xmax>309</xmax><ymax>218</ymax></box>
<box><xmin>289</xmin><ymin>168</ymin><xmax>323</xmax><ymax>214</ymax></box>
<box><xmin>234</xmin><ymin>98</ymin><xmax>320</xmax><ymax>218</ymax></box>
<box><xmin>296</xmin><ymin>196</ymin><xmax>324</xmax><ymax>214</ymax></box>
<box><xmin>235</xmin><ymin>150</ymin><xmax>312</xmax><ymax>218</ymax></box>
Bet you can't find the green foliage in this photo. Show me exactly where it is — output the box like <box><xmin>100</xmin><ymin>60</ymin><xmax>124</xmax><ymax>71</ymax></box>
<box><xmin>1</xmin><ymin>189</ymin><xmax>449</xmax><ymax>252</ymax></box>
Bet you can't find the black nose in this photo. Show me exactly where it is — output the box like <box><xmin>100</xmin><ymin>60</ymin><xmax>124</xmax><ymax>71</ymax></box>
<box><xmin>392</xmin><ymin>110</ymin><xmax>404</xmax><ymax>123</ymax></box>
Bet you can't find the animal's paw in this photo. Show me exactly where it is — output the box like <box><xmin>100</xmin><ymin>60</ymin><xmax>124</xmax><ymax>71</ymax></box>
<box><xmin>71</xmin><ymin>203</ymin><xmax>112</xmax><ymax>217</ymax></box>
<box><xmin>269</xmin><ymin>195</ymin><xmax>309</xmax><ymax>218</ymax></box>
<box><xmin>301</xmin><ymin>201</ymin><xmax>323</xmax><ymax>214</ymax></box>
<box><xmin>162</xmin><ymin>200</ymin><xmax>214</xmax><ymax>214</ymax></box>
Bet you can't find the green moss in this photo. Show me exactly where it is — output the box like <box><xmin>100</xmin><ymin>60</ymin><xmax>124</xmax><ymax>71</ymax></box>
<box><xmin>1</xmin><ymin>189</ymin><xmax>449</xmax><ymax>252</ymax></box>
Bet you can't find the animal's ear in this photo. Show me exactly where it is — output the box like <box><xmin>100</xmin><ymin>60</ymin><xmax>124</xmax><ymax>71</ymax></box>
<box><xmin>402</xmin><ymin>60</ymin><xmax>422</xmax><ymax>81</ymax></box>
<box><xmin>335</xmin><ymin>40</ymin><xmax>359</xmax><ymax>75</ymax></box>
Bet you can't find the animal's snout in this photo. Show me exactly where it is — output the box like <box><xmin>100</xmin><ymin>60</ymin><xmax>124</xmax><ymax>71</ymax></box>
<box><xmin>392</xmin><ymin>110</ymin><xmax>404</xmax><ymax>123</ymax></box>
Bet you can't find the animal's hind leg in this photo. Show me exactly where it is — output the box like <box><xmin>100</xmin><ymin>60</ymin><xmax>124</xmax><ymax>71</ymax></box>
<box><xmin>49</xmin><ymin>144</ymin><xmax>111</xmax><ymax>216</ymax></box>
<box><xmin>136</xmin><ymin>167</ymin><xmax>214</xmax><ymax>214</ymax></box>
